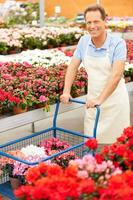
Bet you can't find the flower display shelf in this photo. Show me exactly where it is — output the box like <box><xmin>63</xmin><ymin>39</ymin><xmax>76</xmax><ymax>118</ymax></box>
<box><xmin>0</xmin><ymin>82</ymin><xmax>132</xmax><ymax>135</ymax></box>
<box><xmin>0</xmin><ymin>96</ymin><xmax>86</xmax><ymax>133</ymax></box>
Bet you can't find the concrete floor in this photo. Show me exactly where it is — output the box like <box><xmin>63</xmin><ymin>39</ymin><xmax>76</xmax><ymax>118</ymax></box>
<box><xmin>1</xmin><ymin>105</ymin><xmax>129</xmax><ymax>145</ymax></box>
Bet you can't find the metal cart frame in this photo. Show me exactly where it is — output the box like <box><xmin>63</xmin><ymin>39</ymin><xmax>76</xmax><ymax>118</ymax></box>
<box><xmin>0</xmin><ymin>99</ymin><xmax>100</xmax><ymax>199</ymax></box>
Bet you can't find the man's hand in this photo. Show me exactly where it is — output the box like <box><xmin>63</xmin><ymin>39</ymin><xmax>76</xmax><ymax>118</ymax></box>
<box><xmin>60</xmin><ymin>93</ymin><xmax>72</xmax><ymax>104</ymax></box>
<box><xmin>86</xmin><ymin>98</ymin><xmax>102</xmax><ymax>108</ymax></box>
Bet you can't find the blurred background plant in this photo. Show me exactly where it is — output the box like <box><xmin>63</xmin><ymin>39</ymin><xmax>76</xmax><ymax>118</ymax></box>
<box><xmin>124</xmin><ymin>65</ymin><xmax>133</xmax><ymax>82</ymax></box>
<box><xmin>46</xmin><ymin>16</ymin><xmax>68</xmax><ymax>24</ymax></box>
<box><xmin>0</xmin><ymin>42</ymin><xmax>8</xmax><ymax>54</ymax></box>
<box><xmin>5</xmin><ymin>2</ymin><xmax>39</xmax><ymax>26</ymax></box>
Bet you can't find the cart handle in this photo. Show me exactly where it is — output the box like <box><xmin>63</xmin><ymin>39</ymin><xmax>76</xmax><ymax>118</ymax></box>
<box><xmin>53</xmin><ymin>98</ymin><xmax>100</xmax><ymax>138</ymax></box>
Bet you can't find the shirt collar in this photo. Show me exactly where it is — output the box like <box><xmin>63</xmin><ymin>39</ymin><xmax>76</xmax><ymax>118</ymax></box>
<box><xmin>88</xmin><ymin>32</ymin><xmax>111</xmax><ymax>50</ymax></box>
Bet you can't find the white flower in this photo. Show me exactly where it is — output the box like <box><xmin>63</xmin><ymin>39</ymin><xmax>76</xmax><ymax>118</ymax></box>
<box><xmin>125</xmin><ymin>62</ymin><xmax>133</xmax><ymax>70</ymax></box>
<box><xmin>21</xmin><ymin>144</ymin><xmax>46</xmax><ymax>157</ymax></box>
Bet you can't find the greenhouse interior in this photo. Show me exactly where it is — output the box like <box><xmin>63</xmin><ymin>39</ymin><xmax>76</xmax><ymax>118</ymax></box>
<box><xmin>0</xmin><ymin>0</ymin><xmax>133</xmax><ymax>199</ymax></box>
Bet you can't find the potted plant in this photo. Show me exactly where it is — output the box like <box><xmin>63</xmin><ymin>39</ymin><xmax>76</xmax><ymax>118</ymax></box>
<box><xmin>0</xmin><ymin>42</ymin><xmax>8</xmax><ymax>55</ymax></box>
<box><xmin>40</xmin><ymin>138</ymin><xmax>78</xmax><ymax>168</ymax></box>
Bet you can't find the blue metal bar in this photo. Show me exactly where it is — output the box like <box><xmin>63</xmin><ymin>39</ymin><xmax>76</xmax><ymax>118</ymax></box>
<box><xmin>0</xmin><ymin>182</ymin><xmax>16</xmax><ymax>199</ymax></box>
<box><xmin>93</xmin><ymin>106</ymin><xmax>100</xmax><ymax>138</ymax></box>
<box><xmin>52</xmin><ymin>101</ymin><xmax>60</xmax><ymax>137</ymax></box>
<box><xmin>69</xmin><ymin>98</ymin><xmax>86</xmax><ymax>104</ymax></box>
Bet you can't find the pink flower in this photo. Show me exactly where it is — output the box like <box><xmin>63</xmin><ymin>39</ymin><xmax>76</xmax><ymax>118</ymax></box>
<box><xmin>39</xmin><ymin>95</ymin><xmax>46</xmax><ymax>102</ymax></box>
<box><xmin>77</xmin><ymin>170</ymin><xmax>88</xmax><ymax>179</ymax></box>
<box><xmin>23</xmin><ymin>62</ymin><xmax>32</xmax><ymax>68</ymax></box>
<box><xmin>2</xmin><ymin>74</ymin><xmax>13</xmax><ymax>80</ymax></box>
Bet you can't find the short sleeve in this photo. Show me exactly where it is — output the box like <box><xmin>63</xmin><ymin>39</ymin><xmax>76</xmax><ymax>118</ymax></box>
<box><xmin>73</xmin><ymin>36</ymin><xmax>83</xmax><ymax>61</ymax></box>
<box><xmin>112</xmin><ymin>39</ymin><xmax>127</xmax><ymax>63</ymax></box>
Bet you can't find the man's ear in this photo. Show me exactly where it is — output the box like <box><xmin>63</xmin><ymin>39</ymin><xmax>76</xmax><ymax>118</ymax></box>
<box><xmin>105</xmin><ymin>24</ymin><xmax>108</xmax><ymax>29</ymax></box>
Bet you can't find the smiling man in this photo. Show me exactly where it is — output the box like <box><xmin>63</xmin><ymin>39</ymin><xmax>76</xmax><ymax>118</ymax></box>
<box><xmin>60</xmin><ymin>4</ymin><xmax>130</xmax><ymax>139</ymax></box>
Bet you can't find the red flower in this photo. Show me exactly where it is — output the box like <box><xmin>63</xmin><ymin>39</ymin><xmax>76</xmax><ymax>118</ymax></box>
<box><xmin>65</xmin><ymin>165</ymin><xmax>78</xmax><ymax>177</ymax></box>
<box><xmin>102</xmin><ymin>145</ymin><xmax>110</xmax><ymax>155</ymax></box>
<box><xmin>95</xmin><ymin>153</ymin><xmax>104</xmax><ymax>164</ymax></box>
<box><xmin>128</xmin><ymin>138</ymin><xmax>133</xmax><ymax>147</ymax></box>
<box><xmin>99</xmin><ymin>170</ymin><xmax>133</xmax><ymax>200</ymax></box>
<box><xmin>79</xmin><ymin>178</ymin><xmax>95</xmax><ymax>194</ymax></box>
<box><xmin>14</xmin><ymin>185</ymin><xmax>33</xmax><ymax>198</ymax></box>
<box><xmin>117</xmin><ymin>135</ymin><xmax>126</xmax><ymax>143</ymax></box>
<box><xmin>113</xmin><ymin>162</ymin><xmax>120</xmax><ymax>168</ymax></box>
<box><xmin>31</xmin><ymin>184</ymin><xmax>50</xmax><ymax>200</ymax></box>
<box><xmin>85</xmin><ymin>138</ymin><xmax>98</xmax><ymax>150</ymax></box>
<box><xmin>15</xmin><ymin>163</ymin><xmax>98</xmax><ymax>200</ymax></box>
<box><xmin>26</xmin><ymin>166</ymin><xmax>41</xmax><ymax>183</ymax></box>
<box><xmin>38</xmin><ymin>162</ymin><xmax>48</xmax><ymax>174</ymax></box>
<box><xmin>114</xmin><ymin>144</ymin><xmax>126</xmax><ymax>157</ymax></box>
<box><xmin>46</xmin><ymin>164</ymin><xmax>63</xmax><ymax>176</ymax></box>
<box><xmin>124</xmin><ymin>126</ymin><xmax>133</xmax><ymax>138</ymax></box>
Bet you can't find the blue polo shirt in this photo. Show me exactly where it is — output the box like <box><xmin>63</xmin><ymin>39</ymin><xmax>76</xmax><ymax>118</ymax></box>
<box><xmin>73</xmin><ymin>32</ymin><xmax>127</xmax><ymax>64</ymax></box>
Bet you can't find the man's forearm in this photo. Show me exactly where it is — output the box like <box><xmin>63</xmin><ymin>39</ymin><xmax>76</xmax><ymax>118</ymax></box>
<box><xmin>63</xmin><ymin>64</ymin><xmax>78</xmax><ymax>94</ymax></box>
<box><xmin>63</xmin><ymin>66</ymin><xmax>78</xmax><ymax>93</ymax></box>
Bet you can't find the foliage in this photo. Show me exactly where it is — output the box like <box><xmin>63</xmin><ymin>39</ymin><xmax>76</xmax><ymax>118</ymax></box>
<box><xmin>124</xmin><ymin>67</ymin><xmax>133</xmax><ymax>81</ymax></box>
<box><xmin>0</xmin><ymin>42</ymin><xmax>8</xmax><ymax>54</ymax></box>
<box><xmin>0</xmin><ymin>61</ymin><xmax>87</xmax><ymax>114</ymax></box>
<box><xmin>22</xmin><ymin>37</ymin><xmax>44</xmax><ymax>50</ymax></box>
<box><xmin>6</xmin><ymin>3</ymin><xmax>39</xmax><ymax>26</ymax></box>
<box><xmin>0</xmin><ymin>26</ymin><xmax>83</xmax><ymax>54</ymax></box>
<box><xmin>46</xmin><ymin>16</ymin><xmax>68</xmax><ymax>24</ymax></box>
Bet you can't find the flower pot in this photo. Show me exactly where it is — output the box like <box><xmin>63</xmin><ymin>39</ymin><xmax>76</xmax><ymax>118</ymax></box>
<box><xmin>13</xmin><ymin>106</ymin><xmax>28</xmax><ymax>115</ymax></box>
<box><xmin>9</xmin><ymin>177</ymin><xmax>20</xmax><ymax>190</ymax></box>
<box><xmin>61</xmin><ymin>43</ymin><xmax>67</xmax><ymax>47</ymax></box>
<box><xmin>35</xmin><ymin>103</ymin><xmax>46</xmax><ymax>109</ymax></box>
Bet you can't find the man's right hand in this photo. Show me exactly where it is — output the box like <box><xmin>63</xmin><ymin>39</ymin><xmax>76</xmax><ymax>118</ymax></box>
<box><xmin>60</xmin><ymin>93</ymin><xmax>72</xmax><ymax>104</ymax></box>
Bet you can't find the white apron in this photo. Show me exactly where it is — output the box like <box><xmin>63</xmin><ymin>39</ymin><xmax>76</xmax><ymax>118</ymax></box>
<box><xmin>83</xmin><ymin>47</ymin><xmax>130</xmax><ymax>142</ymax></box>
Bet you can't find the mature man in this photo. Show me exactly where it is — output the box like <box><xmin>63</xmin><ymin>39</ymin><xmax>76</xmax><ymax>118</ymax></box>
<box><xmin>60</xmin><ymin>4</ymin><xmax>130</xmax><ymax>138</ymax></box>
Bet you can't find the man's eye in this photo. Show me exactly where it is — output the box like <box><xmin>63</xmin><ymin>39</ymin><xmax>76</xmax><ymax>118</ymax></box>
<box><xmin>94</xmin><ymin>21</ymin><xmax>99</xmax><ymax>24</ymax></box>
<box><xmin>86</xmin><ymin>21</ymin><xmax>100</xmax><ymax>25</ymax></box>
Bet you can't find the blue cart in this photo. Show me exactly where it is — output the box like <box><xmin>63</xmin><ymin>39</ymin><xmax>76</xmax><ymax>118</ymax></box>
<box><xmin>0</xmin><ymin>99</ymin><xmax>100</xmax><ymax>199</ymax></box>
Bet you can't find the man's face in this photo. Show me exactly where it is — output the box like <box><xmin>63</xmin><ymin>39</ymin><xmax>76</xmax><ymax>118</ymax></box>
<box><xmin>85</xmin><ymin>10</ymin><xmax>106</xmax><ymax>38</ymax></box>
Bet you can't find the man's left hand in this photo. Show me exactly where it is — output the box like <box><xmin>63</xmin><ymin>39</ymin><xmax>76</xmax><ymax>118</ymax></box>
<box><xmin>86</xmin><ymin>98</ymin><xmax>102</xmax><ymax>108</ymax></box>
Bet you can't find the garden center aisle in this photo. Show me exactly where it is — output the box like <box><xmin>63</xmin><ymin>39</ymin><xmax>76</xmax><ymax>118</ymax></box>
<box><xmin>0</xmin><ymin>1</ymin><xmax>133</xmax><ymax>199</ymax></box>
